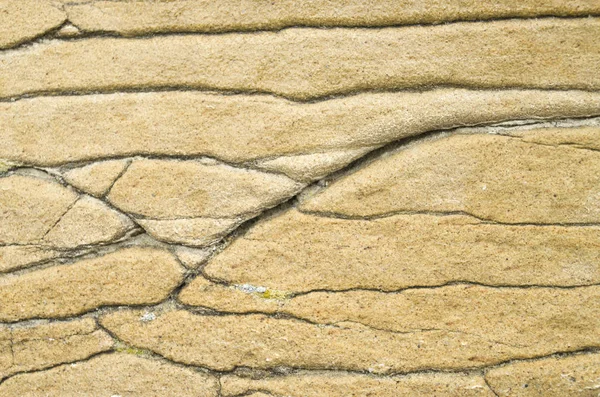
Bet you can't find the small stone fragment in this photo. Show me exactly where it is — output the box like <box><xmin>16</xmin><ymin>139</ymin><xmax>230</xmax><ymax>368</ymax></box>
<box><xmin>62</xmin><ymin>159</ymin><xmax>130</xmax><ymax>197</ymax></box>
<box><xmin>43</xmin><ymin>195</ymin><xmax>136</xmax><ymax>249</ymax></box>
<box><xmin>0</xmin><ymin>246</ymin><xmax>60</xmax><ymax>273</ymax></box>
<box><xmin>254</xmin><ymin>147</ymin><xmax>376</xmax><ymax>182</ymax></box>
<box><xmin>173</xmin><ymin>246</ymin><xmax>214</xmax><ymax>269</ymax></box>
<box><xmin>1</xmin><ymin>19</ymin><xmax>599</xmax><ymax>100</ymax></box>
<box><xmin>3</xmin><ymin>90</ymin><xmax>600</xmax><ymax>166</ymax></box>
<box><xmin>0</xmin><ymin>174</ymin><xmax>78</xmax><ymax>245</ymax></box>
<box><xmin>0</xmin><ymin>0</ymin><xmax>66</xmax><ymax>49</ymax></box>
<box><xmin>202</xmin><ymin>210</ymin><xmax>600</xmax><ymax>292</ymax></box>
<box><xmin>0</xmin><ymin>353</ymin><xmax>218</xmax><ymax>396</ymax></box>
<box><xmin>107</xmin><ymin>159</ymin><xmax>303</xmax><ymax>219</ymax></box>
<box><xmin>64</xmin><ymin>0</ymin><xmax>600</xmax><ymax>35</ymax></box>
<box><xmin>221</xmin><ymin>372</ymin><xmax>494</xmax><ymax>397</ymax></box>
<box><xmin>136</xmin><ymin>217</ymin><xmax>242</xmax><ymax>247</ymax></box>
<box><xmin>485</xmin><ymin>353</ymin><xmax>600</xmax><ymax>396</ymax></box>
<box><xmin>301</xmin><ymin>131</ymin><xmax>600</xmax><ymax>224</ymax></box>
<box><xmin>0</xmin><ymin>247</ymin><xmax>184</xmax><ymax>321</ymax></box>
<box><xmin>0</xmin><ymin>318</ymin><xmax>113</xmax><ymax>380</ymax></box>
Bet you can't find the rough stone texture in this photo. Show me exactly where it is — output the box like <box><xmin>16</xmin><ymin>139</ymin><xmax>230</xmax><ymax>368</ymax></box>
<box><xmin>0</xmin><ymin>318</ymin><xmax>113</xmax><ymax>380</ymax></box>
<box><xmin>486</xmin><ymin>353</ymin><xmax>600</xmax><ymax>396</ymax></box>
<box><xmin>2</xmin><ymin>90</ymin><xmax>600</xmax><ymax>167</ymax></box>
<box><xmin>201</xmin><ymin>210</ymin><xmax>600</xmax><ymax>292</ymax></box>
<box><xmin>1</xmin><ymin>19</ymin><xmax>600</xmax><ymax>100</ymax></box>
<box><xmin>0</xmin><ymin>353</ymin><xmax>218</xmax><ymax>396</ymax></box>
<box><xmin>107</xmin><ymin>159</ymin><xmax>303</xmax><ymax>219</ymax></box>
<box><xmin>0</xmin><ymin>174</ymin><xmax>78</xmax><ymax>245</ymax></box>
<box><xmin>173</xmin><ymin>246</ymin><xmax>214</xmax><ymax>269</ymax></box>
<box><xmin>43</xmin><ymin>195</ymin><xmax>135</xmax><ymax>249</ymax></box>
<box><xmin>0</xmin><ymin>0</ymin><xmax>65</xmax><ymax>49</ymax></box>
<box><xmin>62</xmin><ymin>159</ymin><xmax>130</xmax><ymax>197</ymax></box>
<box><xmin>301</xmin><ymin>131</ymin><xmax>600</xmax><ymax>224</ymax></box>
<box><xmin>64</xmin><ymin>0</ymin><xmax>600</xmax><ymax>35</ymax></box>
<box><xmin>101</xmin><ymin>307</ymin><xmax>597</xmax><ymax>373</ymax></box>
<box><xmin>0</xmin><ymin>246</ymin><xmax>60</xmax><ymax>274</ymax></box>
<box><xmin>221</xmin><ymin>372</ymin><xmax>494</xmax><ymax>397</ymax></box>
<box><xmin>0</xmin><ymin>247</ymin><xmax>184</xmax><ymax>322</ymax></box>
<box><xmin>506</xmin><ymin>126</ymin><xmax>600</xmax><ymax>150</ymax></box>
<box><xmin>137</xmin><ymin>218</ymin><xmax>242</xmax><ymax>247</ymax></box>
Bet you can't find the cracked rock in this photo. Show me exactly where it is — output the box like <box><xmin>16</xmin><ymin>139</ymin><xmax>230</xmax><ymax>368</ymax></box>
<box><xmin>221</xmin><ymin>371</ymin><xmax>494</xmax><ymax>397</ymax></box>
<box><xmin>0</xmin><ymin>246</ymin><xmax>60</xmax><ymax>274</ymax></box>
<box><xmin>137</xmin><ymin>218</ymin><xmax>242</xmax><ymax>247</ymax></box>
<box><xmin>1</xmin><ymin>19</ymin><xmax>599</xmax><ymax>100</ymax></box>
<box><xmin>61</xmin><ymin>159</ymin><xmax>130</xmax><ymax>197</ymax></box>
<box><xmin>201</xmin><ymin>210</ymin><xmax>600</xmax><ymax>292</ymax></box>
<box><xmin>0</xmin><ymin>247</ymin><xmax>184</xmax><ymax>322</ymax></box>
<box><xmin>485</xmin><ymin>353</ymin><xmax>600</xmax><ymax>396</ymax></box>
<box><xmin>0</xmin><ymin>353</ymin><xmax>218</xmax><ymax>396</ymax></box>
<box><xmin>107</xmin><ymin>159</ymin><xmax>304</xmax><ymax>219</ymax></box>
<box><xmin>301</xmin><ymin>130</ymin><xmax>600</xmax><ymax>224</ymax></box>
<box><xmin>0</xmin><ymin>318</ymin><xmax>113</xmax><ymax>380</ymax></box>
<box><xmin>0</xmin><ymin>0</ymin><xmax>66</xmax><ymax>49</ymax></box>
<box><xmin>2</xmin><ymin>90</ymin><xmax>600</xmax><ymax>167</ymax></box>
<box><xmin>101</xmin><ymin>308</ymin><xmax>588</xmax><ymax>373</ymax></box>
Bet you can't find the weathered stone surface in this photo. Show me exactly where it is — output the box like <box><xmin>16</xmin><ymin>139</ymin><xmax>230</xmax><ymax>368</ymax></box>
<box><xmin>107</xmin><ymin>159</ymin><xmax>303</xmax><ymax>219</ymax></box>
<box><xmin>0</xmin><ymin>318</ymin><xmax>113</xmax><ymax>380</ymax></box>
<box><xmin>301</xmin><ymin>131</ymin><xmax>600</xmax><ymax>224</ymax></box>
<box><xmin>182</xmin><ymin>283</ymin><xmax>600</xmax><ymax>357</ymax></box>
<box><xmin>486</xmin><ymin>353</ymin><xmax>600</xmax><ymax>396</ymax></box>
<box><xmin>506</xmin><ymin>126</ymin><xmax>600</xmax><ymax>150</ymax></box>
<box><xmin>0</xmin><ymin>0</ymin><xmax>65</xmax><ymax>49</ymax></box>
<box><xmin>1</xmin><ymin>19</ymin><xmax>600</xmax><ymax>100</ymax></box>
<box><xmin>202</xmin><ymin>210</ymin><xmax>600</xmax><ymax>292</ymax></box>
<box><xmin>43</xmin><ymin>196</ymin><xmax>135</xmax><ymax>249</ymax></box>
<box><xmin>0</xmin><ymin>174</ymin><xmax>78</xmax><ymax>245</ymax></box>
<box><xmin>101</xmin><ymin>308</ymin><xmax>595</xmax><ymax>373</ymax></box>
<box><xmin>254</xmin><ymin>147</ymin><xmax>376</xmax><ymax>182</ymax></box>
<box><xmin>221</xmin><ymin>372</ymin><xmax>494</xmax><ymax>397</ymax></box>
<box><xmin>3</xmin><ymin>90</ymin><xmax>600</xmax><ymax>167</ymax></box>
<box><xmin>0</xmin><ymin>353</ymin><xmax>218</xmax><ymax>396</ymax></box>
<box><xmin>62</xmin><ymin>159</ymin><xmax>130</xmax><ymax>197</ymax></box>
<box><xmin>0</xmin><ymin>246</ymin><xmax>60</xmax><ymax>273</ymax></box>
<box><xmin>173</xmin><ymin>246</ymin><xmax>213</xmax><ymax>269</ymax></box>
<box><xmin>65</xmin><ymin>0</ymin><xmax>600</xmax><ymax>35</ymax></box>
<box><xmin>137</xmin><ymin>218</ymin><xmax>242</xmax><ymax>247</ymax></box>
<box><xmin>0</xmin><ymin>247</ymin><xmax>184</xmax><ymax>322</ymax></box>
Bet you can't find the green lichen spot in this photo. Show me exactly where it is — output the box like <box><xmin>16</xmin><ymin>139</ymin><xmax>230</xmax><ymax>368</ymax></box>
<box><xmin>260</xmin><ymin>289</ymin><xmax>290</xmax><ymax>300</ymax></box>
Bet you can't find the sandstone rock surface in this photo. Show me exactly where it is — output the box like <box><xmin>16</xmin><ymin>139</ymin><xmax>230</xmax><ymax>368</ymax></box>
<box><xmin>221</xmin><ymin>372</ymin><xmax>494</xmax><ymax>397</ymax></box>
<box><xmin>0</xmin><ymin>246</ymin><xmax>60</xmax><ymax>274</ymax></box>
<box><xmin>486</xmin><ymin>353</ymin><xmax>600</xmax><ymax>396</ymax></box>
<box><xmin>201</xmin><ymin>210</ymin><xmax>600</xmax><ymax>292</ymax></box>
<box><xmin>65</xmin><ymin>0</ymin><xmax>600</xmax><ymax>35</ymax></box>
<box><xmin>3</xmin><ymin>90</ymin><xmax>600</xmax><ymax>167</ymax></box>
<box><xmin>100</xmin><ymin>307</ymin><xmax>597</xmax><ymax>373</ymax></box>
<box><xmin>0</xmin><ymin>0</ymin><xmax>65</xmax><ymax>49</ymax></box>
<box><xmin>0</xmin><ymin>318</ymin><xmax>113</xmax><ymax>380</ymax></box>
<box><xmin>107</xmin><ymin>159</ymin><xmax>303</xmax><ymax>219</ymax></box>
<box><xmin>301</xmin><ymin>131</ymin><xmax>600</xmax><ymax>224</ymax></box>
<box><xmin>1</xmin><ymin>19</ymin><xmax>599</xmax><ymax>100</ymax></box>
<box><xmin>0</xmin><ymin>247</ymin><xmax>184</xmax><ymax>322</ymax></box>
<box><xmin>137</xmin><ymin>218</ymin><xmax>242</xmax><ymax>247</ymax></box>
<box><xmin>62</xmin><ymin>159</ymin><xmax>130</xmax><ymax>197</ymax></box>
<box><xmin>0</xmin><ymin>353</ymin><xmax>218</xmax><ymax>396</ymax></box>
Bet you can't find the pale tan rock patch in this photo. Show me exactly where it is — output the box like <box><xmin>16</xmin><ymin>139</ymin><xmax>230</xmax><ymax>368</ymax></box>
<box><xmin>2</xmin><ymin>90</ymin><xmax>600</xmax><ymax>167</ymax></box>
<box><xmin>486</xmin><ymin>353</ymin><xmax>600</xmax><ymax>396</ymax></box>
<box><xmin>0</xmin><ymin>353</ymin><xmax>218</xmax><ymax>396</ymax></box>
<box><xmin>0</xmin><ymin>0</ymin><xmax>66</xmax><ymax>49</ymax></box>
<box><xmin>43</xmin><ymin>195</ymin><xmax>135</xmax><ymax>249</ymax></box>
<box><xmin>0</xmin><ymin>246</ymin><xmax>60</xmax><ymax>274</ymax></box>
<box><xmin>173</xmin><ymin>246</ymin><xmax>214</xmax><ymax>269</ymax></box>
<box><xmin>301</xmin><ymin>131</ymin><xmax>600</xmax><ymax>224</ymax></box>
<box><xmin>137</xmin><ymin>217</ymin><xmax>242</xmax><ymax>247</ymax></box>
<box><xmin>1</xmin><ymin>19</ymin><xmax>599</xmax><ymax>100</ymax></box>
<box><xmin>0</xmin><ymin>318</ymin><xmax>113</xmax><ymax>380</ymax></box>
<box><xmin>100</xmin><ymin>309</ymin><xmax>592</xmax><ymax>373</ymax></box>
<box><xmin>62</xmin><ymin>159</ymin><xmax>130</xmax><ymax>197</ymax></box>
<box><xmin>107</xmin><ymin>159</ymin><xmax>303</xmax><ymax>219</ymax></box>
<box><xmin>202</xmin><ymin>210</ymin><xmax>600</xmax><ymax>292</ymax></box>
<box><xmin>65</xmin><ymin>0</ymin><xmax>600</xmax><ymax>35</ymax></box>
<box><xmin>505</xmin><ymin>126</ymin><xmax>600</xmax><ymax>150</ymax></box>
<box><xmin>0</xmin><ymin>247</ymin><xmax>184</xmax><ymax>322</ymax></box>
<box><xmin>221</xmin><ymin>371</ymin><xmax>494</xmax><ymax>397</ymax></box>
